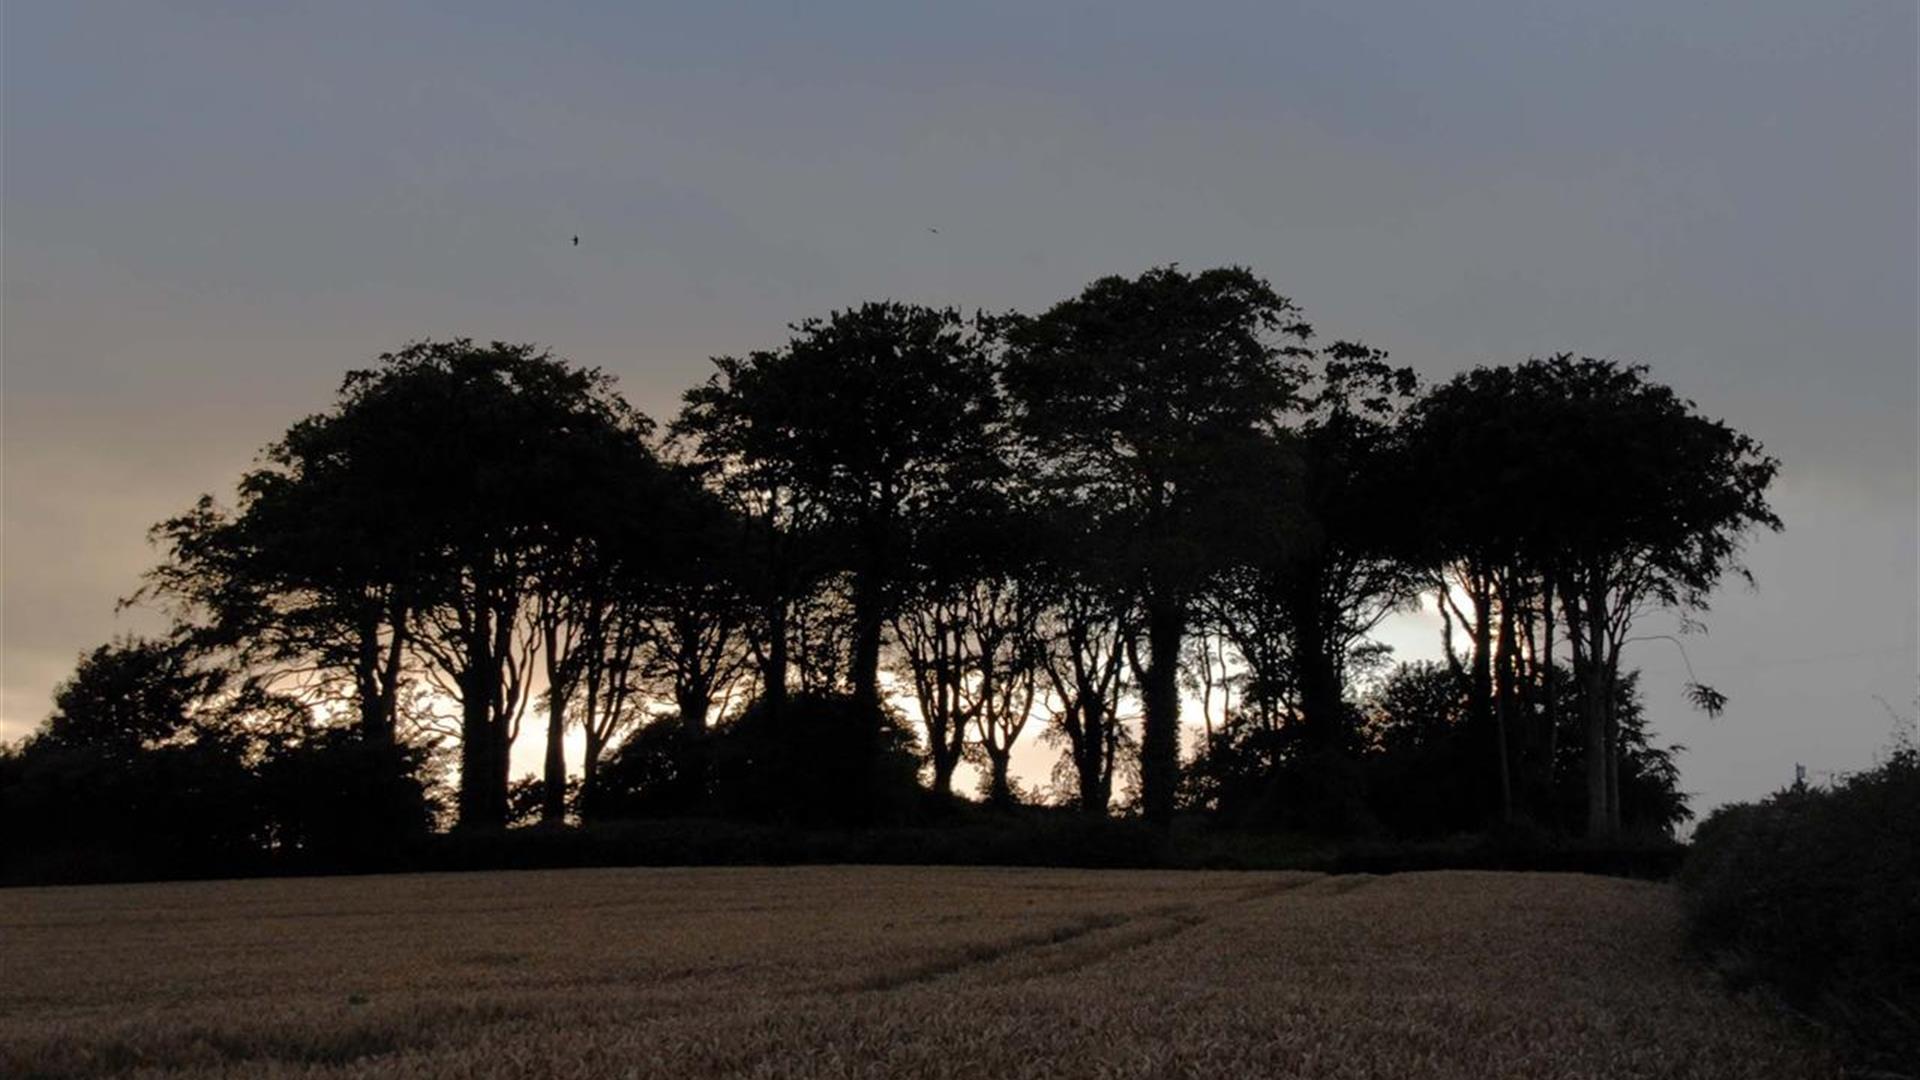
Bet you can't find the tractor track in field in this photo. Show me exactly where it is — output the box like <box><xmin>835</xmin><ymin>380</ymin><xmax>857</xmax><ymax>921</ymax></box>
<box><xmin>848</xmin><ymin>871</ymin><xmax>1328</xmax><ymax>993</ymax></box>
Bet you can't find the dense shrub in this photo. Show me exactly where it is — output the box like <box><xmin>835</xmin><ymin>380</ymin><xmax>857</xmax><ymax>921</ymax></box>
<box><xmin>418</xmin><ymin>809</ymin><xmax>1175</xmax><ymax>873</ymax></box>
<box><xmin>1179</xmin><ymin>721</ymin><xmax>1291</xmax><ymax>821</ymax></box>
<box><xmin>1184</xmin><ymin>664</ymin><xmax>1691</xmax><ymax>841</ymax></box>
<box><xmin>255</xmin><ymin>730</ymin><xmax>438</xmax><ymax>865</ymax></box>
<box><xmin>1366</xmin><ymin>664</ymin><xmax>1690</xmax><ymax>839</ymax></box>
<box><xmin>0</xmin><ymin>730</ymin><xmax>265</xmax><ymax>882</ymax></box>
<box><xmin>586</xmin><ymin>694</ymin><xmax>928</xmax><ymax>828</ymax></box>
<box><xmin>1680</xmin><ymin>747</ymin><xmax>1919</xmax><ymax>1067</ymax></box>
<box><xmin>0</xmin><ymin>724</ymin><xmax>438</xmax><ymax>883</ymax></box>
<box><xmin>588</xmin><ymin>716</ymin><xmax>702</xmax><ymax>820</ymax></box>
<box><xmin>407</xmin><ymin>811</ymin><xmax>1684</xmax><ymax>878</ymax></box>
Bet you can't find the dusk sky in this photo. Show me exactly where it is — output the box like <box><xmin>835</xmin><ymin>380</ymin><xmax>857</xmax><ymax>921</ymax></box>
<box><xmin>3</xmin><ymin>2</ymin><xmax>1913</xmax><ymax>815</ymax></box>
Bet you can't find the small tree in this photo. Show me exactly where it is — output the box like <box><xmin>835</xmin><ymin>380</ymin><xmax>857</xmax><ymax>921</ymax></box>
<box><xmin>41</xmin><ymin>637</ymin><xmax>230</xmax><ymax>755</ymax></box>
<box><xmin>6</xmin><ymin>638</ymin><xmax>267</xmax><ymax>877</ymax></box>
<box><xmin>891</xmin><ymin>494</ymin><xmax>1041</xmax><ymax>801</ymax></box>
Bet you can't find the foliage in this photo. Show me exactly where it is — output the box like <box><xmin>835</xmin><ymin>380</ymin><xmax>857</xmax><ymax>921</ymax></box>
<box><xmin>1181</xmin><ymin>661</ymin><xmax>1692</xmax><ymax>842</ymax></box>
<box><xmin>675</xmin><ymin>303</ymin><xmax>1003</xmax><ymax>714</ymax></box>
<box><xmin>707</xmin><ymin>694</ymin><xmax>927</xmax><ymax>827</ymax></box>
<box><xmin>1359</xmin><ymin>662</ymin><xmax>1489</xmax><ymax>837</ymax></box>
<box><xmin>41</xmin><ymin>637</ymin><xmax>230</xmax><ymax>754</ymax></box>
<box><xmin>1209</xmin><ymin>340</ymin><xmax>1420</xmax><ymax>747</ymax></box>
<box><xmin>1402</xmin><ymin>356</ymin><xmax>1779</xmax><ymax>837</ymax></box>
<box><xmin>584</xmin><ymin>695</ymin><xmax>927</xmax><ymax>828</ymax></box>
<box><xmin>1</xmin><ymin>637</ymin><xmax>437</xmax><ymax>882</ymax></box>
<box><xmin>1</xmin><ymin>724</ymin><xmax>263</xmax><ymax>883</ymax></box>
<box><xmin>23</xmin><ymin>270</ymin><xmax>1789</xmax><ymax>878</ymax></box>
<box><xmin>254</xmin><ymin>728</ymin><xmax>438</xmax><ymax>863</ymax></box>
<box><xmin>587</xmin><ymin>715</ymin><xmax>702</xmax><ymax>820</ymax></box>
<box><xmin>1002</xmin><ymin>265</ymin><xmax>1316</xmax><ymax>824</ymax></box>
<box><xmin>1680</xmin><ymin>747</ymin><xmax>1920</xmax><ymax>1068</ymax></box>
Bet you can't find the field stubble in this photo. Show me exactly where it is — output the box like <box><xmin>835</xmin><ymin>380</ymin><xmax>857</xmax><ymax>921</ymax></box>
<box><xmin>0</xmin><ymin>866</ymin><xmax>1834</xmax><ymax>1078</ymax></box>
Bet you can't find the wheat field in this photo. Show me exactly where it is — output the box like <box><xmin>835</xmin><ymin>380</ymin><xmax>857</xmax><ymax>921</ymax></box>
<box><xmin>1</xmin><ymin>866</ymin><xmax>1832</xmax><ymax>1079</ymax></box>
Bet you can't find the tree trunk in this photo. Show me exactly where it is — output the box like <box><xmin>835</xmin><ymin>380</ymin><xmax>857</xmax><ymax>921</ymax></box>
<box><xmin>539</xmin><ymin>616</ymin><xmax>567</xmax><ymax>824</ymax></box>
<box><xmin>674</xmin><ymin>680</ymin><xmax>713</xmax><ymax>807</ymax></box>
<box><xmin>1291</xmin><ymin>569</ymin><xmax>1344</xmax><ymax>753</ymax></box>
<box><xmin>1582</xmin><ymin>674</ymin><xmax>1608</xmax><ymax>837</ymax></box>
<box><xmin>1540</xmin><ymin>575</ymin><xmax>1558</xmax><ymax>793</ymax></box>
<box><xmin>761</xmin><ymin>493</ymin><xmax>789</xmax><ymax>721</ymax></box>
<box><xmin>493</xmin><ymin>713</ymin><xmax>513</xmax><ymax>825</ymax></box>
<box><xmin>764</xmin><ymin>596</ymin><xmax>789</xmax><ymax>718</ymax></box>
<box><xmin>1577</xmin><ymin>583</ymin><xmax>1613</xmax><ymax>839</ymax></box>
<box><xmin>1460</xmin><ymin>571</ymin><xmax>1500</xmax><ymax>824</ymax></box>
<box><xmin>457</xmin><ymin>705</ymin><xmax>509</xmax><ymax>829</ymax></box>
<box><xmin>456</xmin><ymin>686</ymin><xmax>496</xmax><ymax>829</ymax></box>
<box><xmin>580</xmin><ymin>730</ymin><xmax>603</xmax><ymax>821</ymax></box>
<box><xmin>1138</xmin><ymin>597</ymin><xmax>1185</xmax><ymax>826</ymax></box>
<box><xmin>1072</xmin><ymin>715</ymin><xmax>1099</xmax><ymax>811</ymax></box>
<box><xmin>1469</xmin><ymin>573</ymin><xmax>1493</xmax><ymax>738</ymax></box>
<box><xmin>926</xmin><ymin>657</ymin><xmax>963</xmax><ymax>799</ymax></box>
<box><xmin>849</xmin><ymin>506</ymin><xmax>891</xmax><ymax>721</ymax></box>
<box><xmin>986</xmin><ymin>750</ymin><xmax>1014</xmax><ymax>806</ymax></box>
<box><xmin>850</xmin><ymin>579</ymin><xmax>884</xmax><ymax>719</ymax></box>
<box><xmin>850</xmin><ymin>496</ymin><xmax>893</xmax><ymax>722</ymax></box>
<box><xmin>354</xmin><ymin>612</ymin><xmax>390</xmax><ymax>745</ymax></box>
<box><xmin>1603</xmin><ymin>656</ymin><xmax>1622</xmax><ymax>835</ymax></box>
<box><xmin>456</xmin><ymin>605</ymin><xmax>506</xmax><ymax>830</ymax></box>
<box><xmin>1066</xmin><ymin>692</ymin><xmax>1115</xmax><ymax>816</ymax></box>
<box><xmin>541</xmin><ymin>693</ymin><xmax>567</xmax><ymax>825</ymax></box>
<box><xmin>356</xmin><ymin>688</ymin><xmax>393</xmax><ymax>744</ymax></box>
<box><xmin>931</xmin><ymin>749</ymin><xmax>958</xmax><ymax>797</ymax></box>
<box><xmin>1089</xmin><ymin>730</ymin><xmax>1113</xmax><ymax>814</ymax></box>
<box><xmin>1492</xmin><ymin>578</ymin><xmax>1516</xmax><ymax>824</ymax></box>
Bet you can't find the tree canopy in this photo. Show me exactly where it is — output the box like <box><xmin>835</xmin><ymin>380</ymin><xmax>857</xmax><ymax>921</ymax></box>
<box><xmin>7</xmin><ymin>269</ymin><xmax>1786</xmax><ymax>882</ymax></box>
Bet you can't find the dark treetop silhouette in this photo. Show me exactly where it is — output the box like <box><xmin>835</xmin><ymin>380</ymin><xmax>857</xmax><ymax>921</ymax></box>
<box><xmin>1</xmin><ymin>265</ymin><xmax>1781</xmax><ymax>879</ymax></box>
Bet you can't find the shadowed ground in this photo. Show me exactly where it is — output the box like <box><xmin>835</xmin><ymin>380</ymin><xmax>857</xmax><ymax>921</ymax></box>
<box><xmin>0</xmin><ymin>867</ymin><xmax>1832</xmax><ymax>1078</ymax></box>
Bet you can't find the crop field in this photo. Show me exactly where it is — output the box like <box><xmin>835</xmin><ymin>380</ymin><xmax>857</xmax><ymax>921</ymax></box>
<box><xmin>2</xmin><ymin>866</ymin><xmax>1832</xmax><ymax>1079</ymax></box>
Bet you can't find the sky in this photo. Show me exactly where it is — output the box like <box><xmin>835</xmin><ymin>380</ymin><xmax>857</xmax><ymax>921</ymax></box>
<box><xmin>3</xmin><ymin>2</ymin><xmax>1914</xmax><ymax>815</ymax></box>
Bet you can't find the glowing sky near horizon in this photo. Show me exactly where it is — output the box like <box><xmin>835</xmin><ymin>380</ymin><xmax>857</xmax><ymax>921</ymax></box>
<box><xmin>3</xmin><ymin>2</ymin><xmax>1913</xmax><ymax>814</ymax></box>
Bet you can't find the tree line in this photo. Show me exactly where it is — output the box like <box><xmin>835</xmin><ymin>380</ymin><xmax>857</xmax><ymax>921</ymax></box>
<box><xmin>2</xmin><ymin>265</ymin><xmax>1780</xmax><ymax>874</ymax></box>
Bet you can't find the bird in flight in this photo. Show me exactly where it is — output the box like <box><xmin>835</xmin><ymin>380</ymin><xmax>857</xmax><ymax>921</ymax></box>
<box><xmin>927</xmin><ymin>227</ymin><xmax>939</xmax><ymax>234</ymax></box>
<box><xmin>572</xmin><ymin>235</ymin><xmax>579</xmax><ymax>246</ymax></box>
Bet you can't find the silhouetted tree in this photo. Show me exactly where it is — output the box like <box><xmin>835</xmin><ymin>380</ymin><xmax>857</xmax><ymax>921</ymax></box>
<box><xmin>585</xmin><ymin>470</ymin><xmax>758</xmax><ymax>813</ymax></box>
<box><xmin>1403</xmin><ymin>364</ymin><xmax>1549</xmax><ymax>824</ymax></box>
<box><xmin>1021</xmin><ymin>507</ymin><xmax>1135</xmax><ymax>816</ymax></box>
<box><xmin>965</xmin><ymin>576</ymin><xmax>1042</xmax><ymax>808</ymax></box>
<box><xmin>524</xmin><ymin>419</ymin><xmax>694</xmax><ymax>825</ymax></box>
<box><xmin>1185</xmin><ymin>339</ymin><xmax>1417</xmax><ymax>811</ymax></box>
<box><xmin>670</xmin><ymin>370</ymin><xmax>814</xmax><ymax>721</ymax></box>
<box><xmin>142</xmin><ymin>468</ymin><xmax>418</xmax><ymax>745</ymax></box>
<box><xmin>39</xmin><ymin>637</ymin><xmax>229</xmax><ymax>755</ymax></box>
<box><xmin>588</xmin><ymin>714</ymin><xmax>697</xmax><ymax>818</ymax></box>
<box><xmin>891</xmin><ymin>583</ymin><xmax>977</xmax><ymax>798</ymax></box>
<box><xmin>892</xmin><ymin>495</ymin><xmax>1041</xmax><ymax>801</ymax></box>
<box><xmin>642</xmin><ymin>474</ymin><xmax>755</xmax><ymax>742</ymax></box>
<box><xmin>677</xmin><ymin>304</ymin><xmax>1003</xmax><ymax>726</ymax></box>
<box><xmin>17</xmin><ymin>272</ymin><xmax>1791</xmax><ymax>873</ymax></box>
<box><xmin>302</xmin><ymin>340</ymin><xmax>648</xmax><ymax>829</ymax></box>
<box><xmin>1358</xmin><ymin>661</ymin><xmax>1482</xmax><ymax>836</ymax></box>
<box><xmin>4</xmin><ymin>639</ymin><xmax>263</xmax><ymax>878</ymax></box>
<box><xmin>1408</xmin><ymin>357</ymin><xmax>1778</xmax><ymax>837</ymax></box>
<box><xmin>1002</xmin><ymin>266</ymin><xmax>1314</xmax><ymax>824</ymax></box>
<box><xmin>254</xmin><ymin>726</ymin><xmax>437</xmax><ymax>863</ymax></box>
<box><xmin>1272</xmin><ymin>343</ymin><xmax>1421</xmax><ymax>751</ymax></box>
